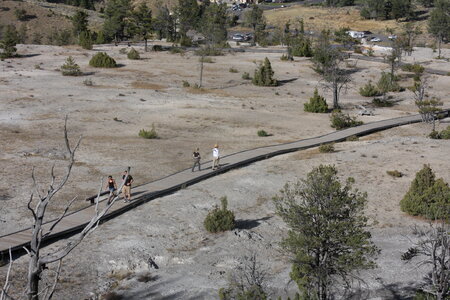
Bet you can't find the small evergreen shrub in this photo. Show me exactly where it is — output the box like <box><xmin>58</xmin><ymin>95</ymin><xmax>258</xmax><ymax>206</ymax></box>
<box><xmin>182</xmin><ymin>80</ymin><xmax>190</xmax><ymax>88</ymax></box>
<box><xmin>400</xmin><ymin>164</ymin><xmax>450</xmax><ymax>219</ymax></box>
<box><xmin>200</xmin><ymin>57</ymin><xmax>214</xmax><ymax>63</ymax></box>
<box><xmin>288</xmin><ymin>35</ymin><xmax>313</xmax><ymax>57</ymax></box>
<box><xmin>229</xmin><ymin>67</ymin><xmax>238</xmax><ymax>73</ymax></box>
<box><xmin>83</xmin><ymin>79</ymin><xmax>93</xmax><ymax>86</ymax></box>
<box><xmin>14</xmin><ymin>8</ymin><xmax>27</xmax><ymax>21</ymax></box>
<box><xmin>330</xmin><ymin>110</ymin><xmax>363</xmax><ymax>129</ymax></box>
<box><xmin>61</xmin><ymin>56</ymin><xmax>81</xmax><ymax>76</ymax></box>
<box><xmin>401</xmin><ymin>63</ymin><xmax>424</xmax><ymax>75</ymax></box>
<box><xmin>359</xmin><ymin>80</ymin><xmax>380</xmax><ymax>97</ymax></box>
<box><xmin>252</xmin><ymin>57</ymin><xmax>277</xmax><ymax>87</ymax></box>
<box><xmin>127</xmin><ymin>48</ymin><xmax>140</xmax><ymax>60</ymax></box>
<box><xmin>304</xmin><ymin>88</ymin><xmax>328</xmax><ymax>113</ymax></box>
<box><xmin>242</xmin><ymin>72</ymin><xmax>251</xmax><ymax>80</ymax></box>
<box><xmin>170</xmin><ymin>47</ymin><xmax>184</xmax><ymax>54</ymax></box>
<box><xmin>138</xmin><ymin>124</ymin><xmax>158</xmax><ymax>139</ymax></box>
<box><xmin>372</xmin><ymin>98</ymin><xmax>394</xmax><ymax>107</ymax></box>
<box><xmin>319</xmin><ymin>143</ymin><xmax>335</xmax><ymax>153</ymax></box>
<box><xmin>387</xmin><ymin>170</ymin><xmax>403</xmax><ymax>177</ymax></box>
<box><xmin>89</xmin><ymin>52</ymin><xmax>117</xmax><ymax>68</ymax></box>
<box><xmin>204</xmin><ymin>197</ymin><xmax>235</xmax><ymax>233</ymax></box>
<box><xmin>257</xmin><ymin>130</ymin><xmax>270</xmax><ymax>137</ymax></box>
<box><xmin>429</xmin><ymin>126</ymin><xmax>450</xmax><ymax>139</ymax></box>
<box><xmin>346</xmin><ymin>135</ymin><xmax>359</xmax><ymax>141</ymax></box>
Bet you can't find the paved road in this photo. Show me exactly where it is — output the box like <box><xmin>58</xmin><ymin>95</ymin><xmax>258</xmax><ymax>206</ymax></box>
<box><xmin>2</xmin><ymin>111</ymin><xmax>448</xmax><ymax>259</ymax></box>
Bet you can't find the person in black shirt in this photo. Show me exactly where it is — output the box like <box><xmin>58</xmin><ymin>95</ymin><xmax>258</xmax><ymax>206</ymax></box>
<box><xmin>105</xmin><ymin>175</ymin><xmax>117</xmax><ymax>205</ymax></box>
<box><xmin>192</xmin><ymin>148</ymin><xmax>201</xmax><ymax>172</ymax></box>
<box><xmin>122</xmin><ymin>170</ymin><xmax>133</xmax><ymax>203</ymax></box>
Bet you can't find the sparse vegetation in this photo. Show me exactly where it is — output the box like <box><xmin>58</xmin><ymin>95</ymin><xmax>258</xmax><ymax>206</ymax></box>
<box><xmin>204</xmin><ymin>196</ymin><xmax>235</xmax><ymax>233</ymax></box>
<box><xmin>89</xmin><ymin>52</ymin><xmax>117</xmax><ymax>68</ymax></box>
<box><xmin>242</xmin><ymin>72</ymin><xmax>251</xmax><ymax>80</ymax></box>
<box><xmin>372</xmin><ymin>97</ymin><xmax>394</xmax><ymax>107</ymax></box>
<box><xmin>138</xmin><ymin>124</ymin><xmax>158</xmax><ymax>139</ymax></box>
<box><xmin>387</xmin><ymin>170</ymin><xmax>403</xmax><ymax>177</ymax></box>
<box><xmin>257</xmin><ymin>130</ymin><xmax>270</xmax><ymax>137</ymax></box>
<box><xmin>0</xmin><ymin>25</ymin><xmax>19</xmax><ymax>58</ymax></box>
<box><xmin>182</xmin><ymin>80</ymin><xmax>190</xmax><ymax>88</ymax></box>
<box><xmin>252</xmin><ymin>57</ymin><xmax>277</xmax><ymax>87</ymax></box>
<box><xmin>229</xmin><ymin>67</ymin><xmax>238</xmax><ymax>73</ymax></box>
<box><xmin>83</xmin><ymin>79</ymin><xmax>93</xmax><ymax>86</ymax></box>
<box><xmin>200</xmin><ymin>56</ymin><xmax>214</xmax><ymax>63</ymax></box>
<box><xmin>346</xmin><ymin>135</ymin><xmax>359</xmax><ymax>141</ymax></box>
<box><xmin>330</xmin><ymin>110</ymin><xmax>363</xmax><ymax>129</ymax></box>
<box><xmin>319</xmin><ymin>143</ymin><xmax>335</xmax><ymax>153</ymax></box>
<box><xmin>304</xmin><ymin>88</ymin><xmax>328</xmax><ymax>113</ymax></box>
<box><xmin>400</xmin><ymin>164</ymin><xmax>450</xmax><ymax>219</ymax></box>
<box><xmin>61</xmin><ymin>56</ymin><xmax>81</xmax><ymax>76</ymax></box>
<box><xmin>430</xmin><ymin>126</ymin><xmax>450</xmax><ymax>139</ymax></box>
<box><xmin>359</xmin><ymin>80</ymin><xmax>380</xmax><ymax>97</ymax></box>
<box><xmin>127</xmin><ymin>48</ymin><xmax>140</xmax><ymax>60</ymax></box>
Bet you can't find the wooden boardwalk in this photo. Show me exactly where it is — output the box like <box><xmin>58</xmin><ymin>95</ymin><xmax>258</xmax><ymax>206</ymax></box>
<box><xmin>1</xmin><ymin>112</ymin><xmax>448</xmax><ymax>257</ymax></box>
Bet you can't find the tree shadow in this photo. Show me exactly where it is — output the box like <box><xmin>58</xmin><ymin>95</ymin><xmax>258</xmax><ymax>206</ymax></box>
<box><xmin>235</xmin><ymin>216</ymin><xmax>272</xmax><ymax>230</ymax></box>
<box><xmin>277</xmin><ymin>77</ymin><xmax>298</xmax><ymax>86</ymax></box>
<box><xmin>19</xmin><ymin>54</ymin><xmax>41</xmax><ymax>58</ymax></box>
<box><xmin>21</xmin><ymin>14</ymin><xmax>37</xmax><ymax>21</ymax></box>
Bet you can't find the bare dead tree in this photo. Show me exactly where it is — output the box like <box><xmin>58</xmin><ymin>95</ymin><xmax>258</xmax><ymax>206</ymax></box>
<box><xmin>220</xmin><ymin>252</ymin><xmax>269</xmax><ymax>299</ymax></box>
<box><xmin>1</xmin><ymin>117</ymin><xmax>129</xmax><ymax>300</ymax></box>
<box><xmin>402</xmin><ymin>221</ymin><xmax>450</xmax><ymax>300</ymax></box>
<box><xmin>312</xmin><ymin>33</ymin><xmax>352</xmax><ymax>109</ymax></box>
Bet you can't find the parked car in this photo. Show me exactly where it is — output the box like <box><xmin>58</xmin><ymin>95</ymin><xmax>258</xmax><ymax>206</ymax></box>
<box><xmin>370</xmin><ymin>37</ymin><xmax>382</xmax><ymax>42</ymax></box>
<box><xmin>232</xmin><ymin>34</ymin><xmax>245</xmax><ymax>42</ymax></box>
<box><xmin>388</xmin><ymin>35</ymin><xmax>397</xmax><ymax>40</ymax></box>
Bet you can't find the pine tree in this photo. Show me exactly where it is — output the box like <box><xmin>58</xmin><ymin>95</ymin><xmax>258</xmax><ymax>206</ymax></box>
<box><xmin>304</xmin><ymin>88</ymin><xmax>328</xmax><ymax>113</ymax></box>
<box><xmin>79</xmin><ymin>30</ymin><xmax>93</xmax><ymax>50</ymax></box>
<box><xmin>274</xmin><ymin>165</ymin><xmax>379</xmax><ymax>299</ymax></box>
<box><xmin>252</xmin><ymin>57</ymin><xmax>277</xmax><ymax>86</ymax></box>
<box><xmin>129</xmin><ymin>3</ymin><xmax>152</xmax><ymax>51</ymax></box>
<box><xmin>0</xmin><ymin>25</ymin><xmax>19</xmax><ymax>58</ymax></box>
<box><xmin>400</xmin><ymin>165</ymin><xmax>450</xmax><ymax>219</ymax></box>
<box><xmin>102</xmin><ymin>0</ymin><xmax>132</xmax><ymax>42</ymax></box>
<box><xmin>428</xmin><ymin>0</ymin><xmax>450</xmax><ymax>58</ymax></box>
<box><xmin>200</xmin><ymin>3</ymin><xmax>228</xmax><ymax>45</ymax></box>
<box><xmin>72</xmin><ymin>10</ymin><xmax>89</xmax><ymax>36</ymax></box>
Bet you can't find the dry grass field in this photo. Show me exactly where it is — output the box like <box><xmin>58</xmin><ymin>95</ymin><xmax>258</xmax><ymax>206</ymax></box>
<box><xmin>264</xmin><ymin>5</ymin><xmax>429</xmax><ymax>35</ymax></box>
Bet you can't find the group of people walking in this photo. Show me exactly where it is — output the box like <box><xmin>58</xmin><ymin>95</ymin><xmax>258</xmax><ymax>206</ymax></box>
<box><xmin>192</xmin><ymin>144</ymin><xmax>221</xmax><ymax>172</ymax></box>
<box><xmin>105</xmin><ymin>144</ymin><xmax>220</xmax><ymax>205</ymax></box>
<box><xmin>105</xmin><ymin>170</ymin><xmax>133</xmax><ymax>204</ymax></box>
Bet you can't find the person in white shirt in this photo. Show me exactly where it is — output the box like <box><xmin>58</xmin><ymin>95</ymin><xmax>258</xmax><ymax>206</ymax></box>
<box><xmin>212</xmin><ymin>144</ymin><xmax>220</xmax><ymax>170</ymax></box>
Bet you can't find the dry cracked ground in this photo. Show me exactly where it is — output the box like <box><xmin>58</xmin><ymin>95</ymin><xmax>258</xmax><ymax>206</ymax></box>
<box><xmin>0</xmin><ymin>44</ymin><xmax>449</xmax><ymax>299</ymax></box>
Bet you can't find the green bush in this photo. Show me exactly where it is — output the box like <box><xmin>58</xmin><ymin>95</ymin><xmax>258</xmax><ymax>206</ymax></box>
<box><xmin>242</xmin><ymin>72</ymin><xmax>251</xmax><ymax>80</ymax></box>
<box><xmin>401</xmin><ymin>63</ymin><xmax>425</xmax><ymax>75</ymax></box>
<box><xmin>288</xmin><ymin>35</ymin><xmax>313</xmax><ymax>57</ymax></box>
<box><xmin>229</xmin><ymin>67</ymin><xmax>238</xmax><ymax>73</ymax></box>
<box><xmin>0</xmin><ymin>25</ymin><xmax>19</xmax><ymax>58</ymax></box>
<box><xmin>14</xmin><ymin>8</ymin><xmax>27</xmax><ymax>21</ymax></box>
<box><xmin>304</xmin><ymin>88</ymin><xmax>328</xmax><ymax>113</ymax></box>
<box><xmin>61</xmin><ymin>56</ymin><xmax>81</xmax><ymax>76</ymax></box>
<box><xmin>372</xmin><ymin>98</ymin><xmax>394</xmax><ymax>107</ymax></box>
<box><xmin>127</xmin><ymin>48</ymin><xmax>140</xmax><ymax>60</ymax></box>
<box><xmin>138</xmin><ymin>124</ymin><xmax>158</xmax><ymax>139</ymax></box>
<box><xmin>170</xmin><ymin>47</ymin><xmax>185</xmax><ymax>54</ymax></box>
<box><xmin>400</xmin><ymin>164</ymin><xmax>450</xmax><ymax>220</ymax></box>
<box><xmin>204</xmin><ymin>197</ymin><xmax>235</xmax><ymax>233</ymax></box>
<box><xmin>200</xmin><ymin>56</ymin><xmax>214</xmax><ymax>63</ymax></box>
<box><xmin>252</xmin><ymin>57</ymin><xmax>277</xmax><ymax>87</ymax></box>
<box><xmin>257</xmin><ymin>130</ymin><xmax>270</xmax><ymax>137</ymax></box>
<box><xmin>346</xmin><ymin>135</ymin><xmax>359</xmax><ymax>141</ymax></box>
<box><xmin>179</xmin><ymin>35</ymin><xmax>192</xmax><ymax>47</ymax></box>
<box><xmin>182</xmin><ymin>80</ymin><xmax>190</xmax><ymax>88</ymax></box>
<box><xmin>387</xmin><ymin>170</ymin><xmax>403</xmax><ymax>177</ymax></box>
<box><xmin>89</xmin><ymin>52</ymin><xmax>117</xmax><ymax>68</ymax></box>
<box><xmin>330</xmin><ymin>110</ymin><xmax>363</xmax><ymax>130</ymax></box>
<box><xmin>359</xmin><ymin>80</ymin><xmax>380</xmax><ymax>97</ymax></box>
<box><xmin>429</xmin><ymin>126</ymin><xmax>450</xmax><ymax>139</ymax></box>
<box><xmin>319</xmin><ymin>143</ymin><xmax>335</xmax><ymax>153</ymax></box>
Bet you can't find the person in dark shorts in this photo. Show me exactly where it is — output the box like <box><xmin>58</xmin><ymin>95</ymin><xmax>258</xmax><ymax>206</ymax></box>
<box><xmin>122</xmin><ymin>170</ymin><xmax>133</xmax><ymax>203</ymax></box>
<box><xmin>106</xmin><ymin>175</ymin><xmax>117</xmax><ymax>205</ymax></box>
<box><xmin>192</xmin><ymin>148</ymin><xmax>201</xmax><ymax>172</ymax></box>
